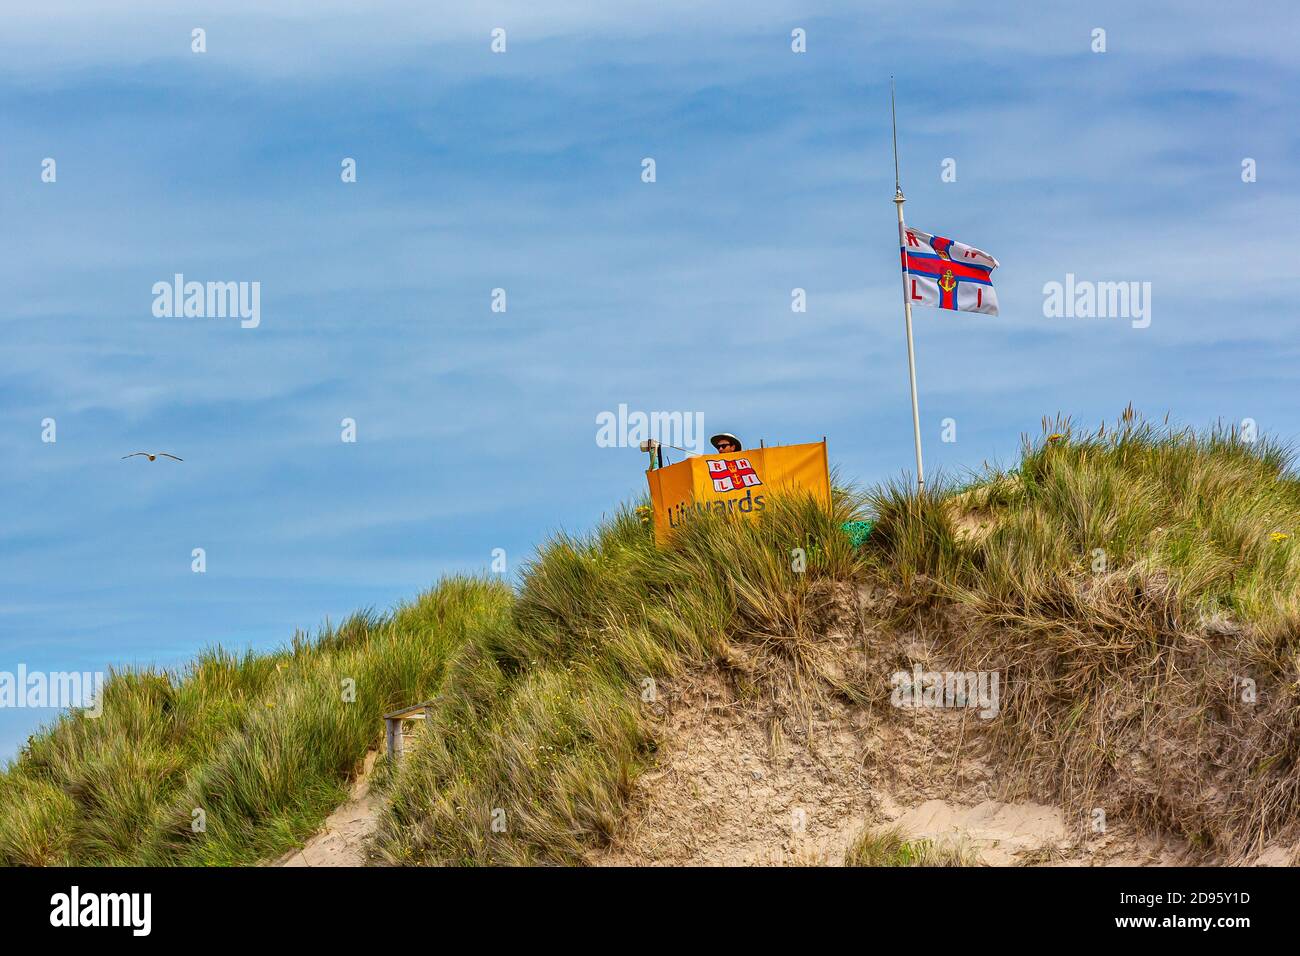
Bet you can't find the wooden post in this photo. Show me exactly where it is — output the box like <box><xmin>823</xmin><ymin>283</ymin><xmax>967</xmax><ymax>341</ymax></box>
<box><xmin>385</xmin><ymin>717</ymin><xmax>399</xmax><ymax>761</ymax></box>
<box><xmin>383</xmin><ymin>700</ymin><xmax>438</xmax><ymax>762</ymax></box>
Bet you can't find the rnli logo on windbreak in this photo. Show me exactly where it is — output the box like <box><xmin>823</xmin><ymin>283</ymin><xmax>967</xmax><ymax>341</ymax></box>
<box><xmin>707</xmin><ymin>458</ymin><xmax>763</xmax><ymax>493</ymax></box>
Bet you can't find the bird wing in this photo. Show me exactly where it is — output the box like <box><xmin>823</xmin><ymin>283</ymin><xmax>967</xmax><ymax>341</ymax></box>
<box><xmin>122</xmin><ymin>452</ymin><xmax>148</xmax><ymax>459</ymax></box>
<box><xmin>158</xmin><ymin>454</ymin><xmax>184</xmax><ymax>461</ymax></box>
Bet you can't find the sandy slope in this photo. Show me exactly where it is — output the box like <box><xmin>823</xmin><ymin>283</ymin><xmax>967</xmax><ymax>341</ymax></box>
<box><xmin>591</xmin><ymin>670</ymin><xmax>1194</xmax><ymax>866</ymax></box>
<box><xmin>592</xmin><ymin>584</ymin><xmax>1202</xmax><ymax>867</ymax></box>
<box><xmin>276</xmin><ymin>751</ymin><xmax>382</xmax><ymax>867</ymax></box>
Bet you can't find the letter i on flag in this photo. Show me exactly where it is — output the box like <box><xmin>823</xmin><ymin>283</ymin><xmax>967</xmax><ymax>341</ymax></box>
<box><xmin>900</xmin><ymin>226</ymin><xmax>1000</xmax><ymax>315</ymax></box>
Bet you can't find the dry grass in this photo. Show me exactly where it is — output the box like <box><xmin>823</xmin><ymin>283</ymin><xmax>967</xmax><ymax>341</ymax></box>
<box><xmin>865</xmin><ymin>409</ymin><xmax>1300</xmax><ymax>859</ymax></box>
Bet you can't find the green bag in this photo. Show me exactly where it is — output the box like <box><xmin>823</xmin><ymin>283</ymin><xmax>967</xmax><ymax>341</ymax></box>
<box><xmin>840</xmin><ymin>520</ymin><xmax>875</xmax><ymax>548</ymax></box>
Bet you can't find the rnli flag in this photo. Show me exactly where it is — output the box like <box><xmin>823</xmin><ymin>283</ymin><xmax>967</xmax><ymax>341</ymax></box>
<box><xmin>900</xmin><ymin>225</ymin><xmax>999</xmax><ymax>315</ymax></box>
<box><xmin>707</xmin><ymin>457</ymin><xmax>762</xmax><ymax>493</ymax></box>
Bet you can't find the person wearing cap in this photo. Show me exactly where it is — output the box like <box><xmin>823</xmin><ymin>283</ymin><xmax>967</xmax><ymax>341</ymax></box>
<box><xmin>710</xmin><ymin>433</ymin><xmax>742</xmax><ymax>453</ymax></box>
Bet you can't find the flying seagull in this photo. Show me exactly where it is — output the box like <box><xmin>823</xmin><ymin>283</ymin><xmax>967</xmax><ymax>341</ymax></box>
<box><xmin>121</xmin><ymin>452</ymin><xmax>183</xmax><ymax>462</ymax></box>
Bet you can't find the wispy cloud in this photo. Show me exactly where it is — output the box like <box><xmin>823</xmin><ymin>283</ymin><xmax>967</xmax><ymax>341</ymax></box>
<box><xmin>2</xmin><ymin>2</ymin><xmax>1297</xmax><ymax>757</ymax></box>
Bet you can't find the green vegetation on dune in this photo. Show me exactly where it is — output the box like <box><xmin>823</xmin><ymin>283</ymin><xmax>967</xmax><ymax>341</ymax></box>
<box><xmin>868</xmin><ymin>410</ymin><xmax>1300</xmax><ymax>853</ymax></box>
<box><xmin>377</xmin><ymin>494</ymin><xmax>863</xmax><ymax>864</ymax></box>
<box><xmin>0</xmin><ymin>493</ymin><xmax>860</xmax><ymax>866</ymax></box>
<box><xmin>3</xmin><ymin>411</ymin><xmax>1300</xmax><ymax>866</ymax></box>
<box><xmin>845</xmin><ymin>826</ymin><xmax>981</xmax><ymax>867</ymax></box>
<box><xmin>0</xmin><ymin>580</ymin><xmax>509</xmax><ymax>865</ymax></box>
<box><xmin>886</xmin><ymin>410</ymin><xmax>1300</xmax><ymax>634</ymax></box>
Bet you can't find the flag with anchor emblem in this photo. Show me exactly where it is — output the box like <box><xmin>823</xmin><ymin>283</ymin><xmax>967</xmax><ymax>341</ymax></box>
<box><xmin>899</xmin><ymin>225</ymin><xmax>999</xmax><ymax>315</ymax></box>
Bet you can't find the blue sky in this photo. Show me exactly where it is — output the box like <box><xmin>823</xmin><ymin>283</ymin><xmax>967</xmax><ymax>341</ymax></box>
<box><xmin>2</xmin><ymin>1</ymin><xmax>1297</xmax><ymax>758</ymax></box>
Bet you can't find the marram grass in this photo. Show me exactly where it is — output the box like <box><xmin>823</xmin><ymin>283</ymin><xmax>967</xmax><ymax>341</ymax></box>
<box><xmin>4</xmin><ymin>411</ymin><xmax>1300</xmax><ymax>865</ymax></box>
<box><xmin>0</xmin><ymin>578</ymin><xmax>510</xmax><ymax>865</ymax></box>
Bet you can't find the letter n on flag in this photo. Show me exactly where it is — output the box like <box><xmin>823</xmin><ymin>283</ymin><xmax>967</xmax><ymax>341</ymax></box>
<box><xmin>900</xmin><ymin>225</ymin><xmax>1000</xmax><ymax>315</ymax></box>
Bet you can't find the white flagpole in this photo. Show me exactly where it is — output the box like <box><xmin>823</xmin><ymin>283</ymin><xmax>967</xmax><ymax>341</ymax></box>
<box><xmin>891</xmin><ymin>77</ymin><xmax>925</xmax><ymax>490</ymax></box>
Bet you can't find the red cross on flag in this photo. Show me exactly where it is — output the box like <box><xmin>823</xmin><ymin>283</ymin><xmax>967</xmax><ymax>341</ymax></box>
<box><xmin>900</xmin><ymin>225</ymin><xmax>1000</xmax><ymax>315</ymax></box>
<box><xmin>707</xmin><ymin>457</ymin><xmax>762</xmax><ymax>493</ymax></box>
